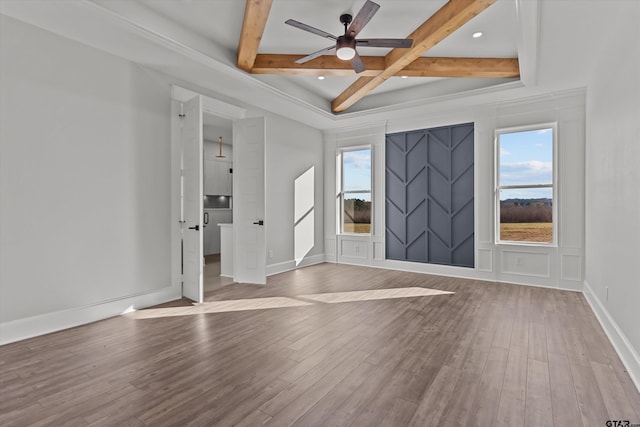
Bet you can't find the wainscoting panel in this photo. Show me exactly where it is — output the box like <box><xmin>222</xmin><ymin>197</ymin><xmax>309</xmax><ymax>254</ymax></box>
<box><xmin>340</xmin><ymin>237</ymin><xmax>369</xmax><ymax>260</ymax></box>
<box><xmin>477</xmin><ymin>248</ymin><xmax>493</xmax><ymax>272</ymax></box>
<box><xmin>373</xmin><ymin>242</ymin><xmax>385</xmax><ymax>261</ymax></box>
<box><xmin>561</xmin><ymin>253</ymin><xmax>583</xmax><ymax>281</ymax></box>
<box><xmin>501</xmin><ymin>250</ymin><xmax>550</xmax><ymax>278</ymax></box>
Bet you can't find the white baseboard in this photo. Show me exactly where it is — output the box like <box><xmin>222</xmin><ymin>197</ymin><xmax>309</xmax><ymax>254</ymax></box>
<box><xmin>324</xmin><ymin>253</ymin><xmax>337</xmax><ymax>263</ymax></box>
<box><xmin>583</xmin><ymin>280</ymin><xmax>640</xmax><ymax>393</ymax></box>
<box><xmin>266</xmin><ymin>254</ymin><xmax>325</xmax><ymax>276</ymax></box>
<box><xmin>0</xmin><ymin>286</ymin><xmax>181</xmax><ymax>345</ymax></box>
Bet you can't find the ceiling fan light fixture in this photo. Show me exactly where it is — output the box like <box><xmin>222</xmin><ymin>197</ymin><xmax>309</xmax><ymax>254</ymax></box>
<box><xmin>336</xmin><ymin>36</ymin><xmax>356</xmax><ymax>61</ymax></box>
<box><xmin>336</xmin><ymin>46</ymin><xmax>356</xmax><ymax>60</ymax></box>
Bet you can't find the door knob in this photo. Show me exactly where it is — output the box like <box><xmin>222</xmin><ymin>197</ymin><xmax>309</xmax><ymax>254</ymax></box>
<box><xmin>188</xmin><ymin>225</ymin><xmax>200</xmax><ymax>231</ymax></box>
<box><xmin>252</xmin><ymin>220</ymin><xmax>264</xmax><ymax>226</ymax></box>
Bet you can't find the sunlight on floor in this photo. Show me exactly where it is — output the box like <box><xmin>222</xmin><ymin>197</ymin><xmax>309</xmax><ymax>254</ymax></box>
<box><xmin>299</xmin><ymin>287</ymin><xmax>454</xmax><ymax>304</ymax></box>
<box><xmin>127</xmin><ymin>297</ymin><xmax>312</xmax><ymax>319</ymax></box>
<box><xmin>128</xmin><ymin>286</ymin><xmax>454</xmax><ymax>319</ymax></box>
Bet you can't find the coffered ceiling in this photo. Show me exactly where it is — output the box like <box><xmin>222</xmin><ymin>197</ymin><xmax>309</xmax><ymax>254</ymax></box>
<box><xmin>0</xmin><ymin>0</ymin><xmax>538</xmax><ymax>127</ymax></box>
<box><xmin>140</xmin><ymin>0</ymin><xmax>521</xmax><ymax>112</ymax></box>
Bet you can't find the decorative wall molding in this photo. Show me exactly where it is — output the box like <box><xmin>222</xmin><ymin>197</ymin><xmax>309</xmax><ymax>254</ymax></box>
<box><xmin>560</xmin><ymin>253</ymin><xmax>583</xmax><ymax>281</ymax></box>
<box><xmin>0</xmin><ymin>286</ymin><xmax>181</xmax><ymax>345</ymax></box>
<box><xmin>385</xmin><ymin>123</ymin><xmax>475</xmax><ymax>268</ymax></box>
<box><xmin>583</xmin><ymin>280</ymin><xmax>640</xmax><ymax>393</ymax></box>
<box><xmin>477</xmin><ymin>248</ymin><xmax>493</xmax><ymax>272</ymax></box>
<box><xmin>501</xmin><ymin>249</ymin><xmax>550</xmax><ymax>278</ymax></box>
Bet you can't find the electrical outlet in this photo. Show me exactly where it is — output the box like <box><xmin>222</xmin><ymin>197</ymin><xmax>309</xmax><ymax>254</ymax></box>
<box><xmin>268</xmin><ymin>249</ymin><xmax>273</xmax><ymax>259</ymax></box>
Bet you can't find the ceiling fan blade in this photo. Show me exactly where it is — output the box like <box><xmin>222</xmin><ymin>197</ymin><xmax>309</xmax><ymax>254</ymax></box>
<box><xmin>295</xmin><ymin>46</ymin><xmax>336</xmax><ymax>64</ymax></box>
<box><xmin>285</xmin><ymin>19</ymin><xmax>337</xmax><ymax>41</ymax></box>
<box><xmin>347</xmin><ymin>0</ymin><xmax>380</xmax><ymax>37</ymax></box>
<box><xmin>350</xmin><ymin>51</ymin><xmax>366</xmax><ymax>74</ymax></box>
<box><xmin>356</xmin><ymin>38</ymin><xmax>413</xmax><ymax>48</ymax></box>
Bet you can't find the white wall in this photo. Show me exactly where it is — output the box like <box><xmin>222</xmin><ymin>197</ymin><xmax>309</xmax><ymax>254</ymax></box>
<box><xmin>324</xmin><ymin>90</ymin><xmax>586</xmax><ymax>291</ymax></box>
<box><xmin>583</xmin><ymin>1</ymin><xmax>640</xmax><ymax>388</ymax></box>
<box><xmin>0</xmin><ymin>16</ymin><xmax>177</xmax><ymax>342</ymax></box>
<box><xmin>263</xmin><ymin>113</ymin><xmax>325</xmax><ymax>274</ymax></box>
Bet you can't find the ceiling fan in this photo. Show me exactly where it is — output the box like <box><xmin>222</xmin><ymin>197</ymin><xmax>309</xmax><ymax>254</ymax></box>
<box><xmin>285</xmin><ymin>0</ymin><xmax>413</xmax><ymax>74</ymax></box>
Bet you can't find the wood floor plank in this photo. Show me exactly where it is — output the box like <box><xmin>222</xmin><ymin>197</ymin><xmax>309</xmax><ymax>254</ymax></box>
<box><xmin>379</xmin><ymin>398</ymin><xmax>418</xmax><ymax>427</ymax></box>
<box><xmin>590</xmin><ymin>361</ymin><xmax>640</xmax><ymax>421</ymax></box>
<box><xmin>0</xmin><ymin>263</ymin><xmax>637</xmax><ymax>427</ymax></box>
<box><xmin>320</xmin><ymin>364</ymin><xmax>394</xmax><ymax>426</ymax></box>
<box><xmin>291</xmin><ymin>361</ymin><xmax>376</xmax><ymax>426</ymax></box>
<box><xmin>408</xmin><ymin>365</ymin><xmax>461</xmax><ymax>426</ymax></box>
<box><xmin>524</xmin><ymin>358</ymin><xmax>553</xmax><ymax>427</ymax></box>
<box><xmin>528</xmin><ymin>320</ymin><xmax>548</xmax><ymax>363</ymax></box>
<box><xmin>548</xmin><ymin>351</ymin><xmax>583</xmax><ymax>427</ymax></box>
<box><xmin>349</xmin><ymin>368</ymin><xmax>417</xmax><ymax>426</ymax></box>
<box><xmin>496</xmin><ymin>346</ymin><xmax>528</xmax><ymax>426</ymax></box>
<box><xmin>568</xmin><ymin>360</ymin><xmax>611</xmax><ymax>427</ymax></box>
<box><xmin>469</xmin><ymin>346</ymin><xmax>509</xmax><ymax>426</ymax></box>
<box><xmin>264</xmin><ymin>350</ymin><xmax>369</xmax><ymax>426</ymax></box>
<box><xmin>259</xmin><ymin>337</ymin><xmax>366</xmax><ymax>417</ymax></box>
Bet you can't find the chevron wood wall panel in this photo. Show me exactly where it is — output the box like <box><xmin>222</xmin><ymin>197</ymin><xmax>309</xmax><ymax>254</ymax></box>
<box><xmin>385</xmin><ymin>123</ymin><xmax>474</xmax><ymax>268</ymax></box>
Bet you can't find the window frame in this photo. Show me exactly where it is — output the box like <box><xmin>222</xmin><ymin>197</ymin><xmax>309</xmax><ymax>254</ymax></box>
<box><xmin>338</xmin><ymin>145</ymin><xmax>373</xmax><ymax>235</ymax></box>
<box><xmin>494</xmin><ymin>122</ymin><xmax>558</xmax><ymax>246</ymax></box>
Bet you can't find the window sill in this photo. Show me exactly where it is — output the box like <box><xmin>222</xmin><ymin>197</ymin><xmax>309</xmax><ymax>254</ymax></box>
<box><xmin>495</xmin><ymin>241</ymin><xmax>557</xmax><ymax>248</ymax></box>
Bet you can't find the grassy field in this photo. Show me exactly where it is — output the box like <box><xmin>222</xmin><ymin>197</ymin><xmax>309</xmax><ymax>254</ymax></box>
<box><xmin>343</xmin><ymin>222</ymin><xmax>550</xmax><ymax>241</ymax></box>
<box><xmin>500</xmin><ymin>222</ymin><xmax>552</xmax><ymax>243</ymax></box>
<box><xmin>343</xmin><ymin>223</ymin><xmax>371</xmax><ymax>233</ymax></box>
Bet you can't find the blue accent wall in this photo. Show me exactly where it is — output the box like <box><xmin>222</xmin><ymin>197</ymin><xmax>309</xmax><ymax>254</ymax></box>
<box><xmin>385</xmin><ymin>123</ymin><xmax>474</xmax><ymax>268</ymax></box>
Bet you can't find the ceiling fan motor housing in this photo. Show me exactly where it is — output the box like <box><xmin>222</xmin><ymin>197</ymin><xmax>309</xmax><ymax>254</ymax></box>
<box><xmin>336</xmin><ymin>35</ymin><xmax>356</xmax><ymax>60</ymax></box>
<box><xmin>339</xmin><ymin>13</ymin><xmax>353</xmax><ymax>27</ymax></box>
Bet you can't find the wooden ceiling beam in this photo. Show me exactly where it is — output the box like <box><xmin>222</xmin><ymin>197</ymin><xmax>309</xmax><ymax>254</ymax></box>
<box><xmin>331</xmin><ymin>0</ymin><xmax>497</xmax><ymax>113</ymax></box>
<box><xmin>251</xmin><ymin>54</ymin><xmax>520</xmax><ymax>78</ymax></box>
<box><xmin>237</xmin><ymin>0</ymin><xmax>273</xmax><ymax>72</ymax></box>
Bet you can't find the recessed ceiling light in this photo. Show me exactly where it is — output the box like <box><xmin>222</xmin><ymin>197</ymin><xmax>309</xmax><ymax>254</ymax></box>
<box><xmin>317</xmin><ymin>76</ymin><xmax>325</xmax><ymax>80</ymax></box>
<box><xmin>401</xmin><ymin>75</ymin><xmax>408</xmax><ymax>79</ymax></box>
<box><xmin>472</xmin><ymin>31</ymin><xmax>483</xmax><ymax>38</ymax></box>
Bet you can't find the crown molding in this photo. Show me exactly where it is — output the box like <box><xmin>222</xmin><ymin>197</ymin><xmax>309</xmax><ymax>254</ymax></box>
<box><xmin>1</xmin><ymin>0</ymin><xmax>542</xmax><ymax>130</ymax></box>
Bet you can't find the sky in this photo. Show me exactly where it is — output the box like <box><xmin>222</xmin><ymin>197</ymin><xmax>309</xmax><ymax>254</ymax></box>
<box><xmin>499</xmin><ymin>127</ymin><xmax>553</xmax><ymax>200</ymax></box>
<box><xmin>343</xmin><ymin>149</ymin><xmax>371</xmax><ymax>201</ymax></box>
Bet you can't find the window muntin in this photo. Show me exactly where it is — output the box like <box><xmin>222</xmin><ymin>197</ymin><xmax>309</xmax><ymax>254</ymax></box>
<box><xmin>496</xmin><ymin>125</ymin><xmax>555</xmax><ymax>244</ymax></box>
<box><xmin>339</xmin><ymin>148</ymin><xmax>372</xmax><ymax>234</ymax></box>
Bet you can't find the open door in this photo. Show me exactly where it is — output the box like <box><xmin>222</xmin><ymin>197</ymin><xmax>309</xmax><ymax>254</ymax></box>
<box><xmin>181</xmin><ymin>96</ymin><xmax>204</xmax><ymax>302</ymax></box>
<box><xmin>233</xmin><ymin>117</ymin><xmax>266</xmax><ymax>284</ymax></box>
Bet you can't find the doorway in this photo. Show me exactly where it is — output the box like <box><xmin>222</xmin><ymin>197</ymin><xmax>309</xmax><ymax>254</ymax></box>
<box><xmin>171</xmin><ymin>85</ymin><xmax>267</xmax><ymax>303</ymax></box>
<box><xmin>202</xmin><ymin>112</ymin><xmax>234</xmax><ymax>293</ymax></box>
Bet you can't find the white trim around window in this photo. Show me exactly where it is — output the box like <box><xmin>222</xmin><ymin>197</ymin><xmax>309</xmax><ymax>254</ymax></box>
<box><xmin>337</xmin><ymin>145</ymin><xmax>373</xmax><ymax>235</ymax></box>
<box><xmin>494</xmin><ymin>122</ymin><xmax>558</xmax><ymax>246</ymax></box>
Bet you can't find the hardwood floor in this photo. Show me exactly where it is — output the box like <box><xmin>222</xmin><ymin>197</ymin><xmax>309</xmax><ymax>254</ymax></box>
<box><xmin>204</xmin><ymin>254</ymin><xmax>234</xmax><ymax>292</ymax></box>
<box><xmin>1</xmin><ymin>263</ymin><xmax>639</xmax><ymax>426</ymax></box>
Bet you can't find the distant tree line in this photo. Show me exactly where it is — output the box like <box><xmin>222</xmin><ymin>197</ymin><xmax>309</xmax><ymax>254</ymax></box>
<box><xmin>500</xmin><ymin>198</ymin><xmax>552</xmax><ymax>223</ymax></box>
<box><xmin>344</xmin><ymin>199</ymin><xmax>371</xmax><ymax>224</ymax></box>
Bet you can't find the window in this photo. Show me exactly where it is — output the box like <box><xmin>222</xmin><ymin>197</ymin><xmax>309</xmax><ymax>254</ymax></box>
<box><xmin>496</xmin><ymin>124</ymin><xmax>556</xmax><ymax>244</ymax></box>
<box><xmin>338</xmin><ymin>147</ymin><xmax>372</xmax><ymax>234</ymax></box>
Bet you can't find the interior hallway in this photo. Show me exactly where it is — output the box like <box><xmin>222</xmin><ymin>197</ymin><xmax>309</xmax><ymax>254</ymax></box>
<box><xmin>204</xmin><ymin>254</ymin><xmax>234</xmax><ymax>293</ymax></box>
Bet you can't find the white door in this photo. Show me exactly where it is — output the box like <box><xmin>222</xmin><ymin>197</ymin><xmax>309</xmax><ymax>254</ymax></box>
<box><xmin>233</xmin><ymin>117</ymin><xmax>266</xmax><ymax>284</ymax></box>
<box><xmin>181</xmin><ymin>96</ymin><xmax>203</xmax><ymax>302</ymax></box>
